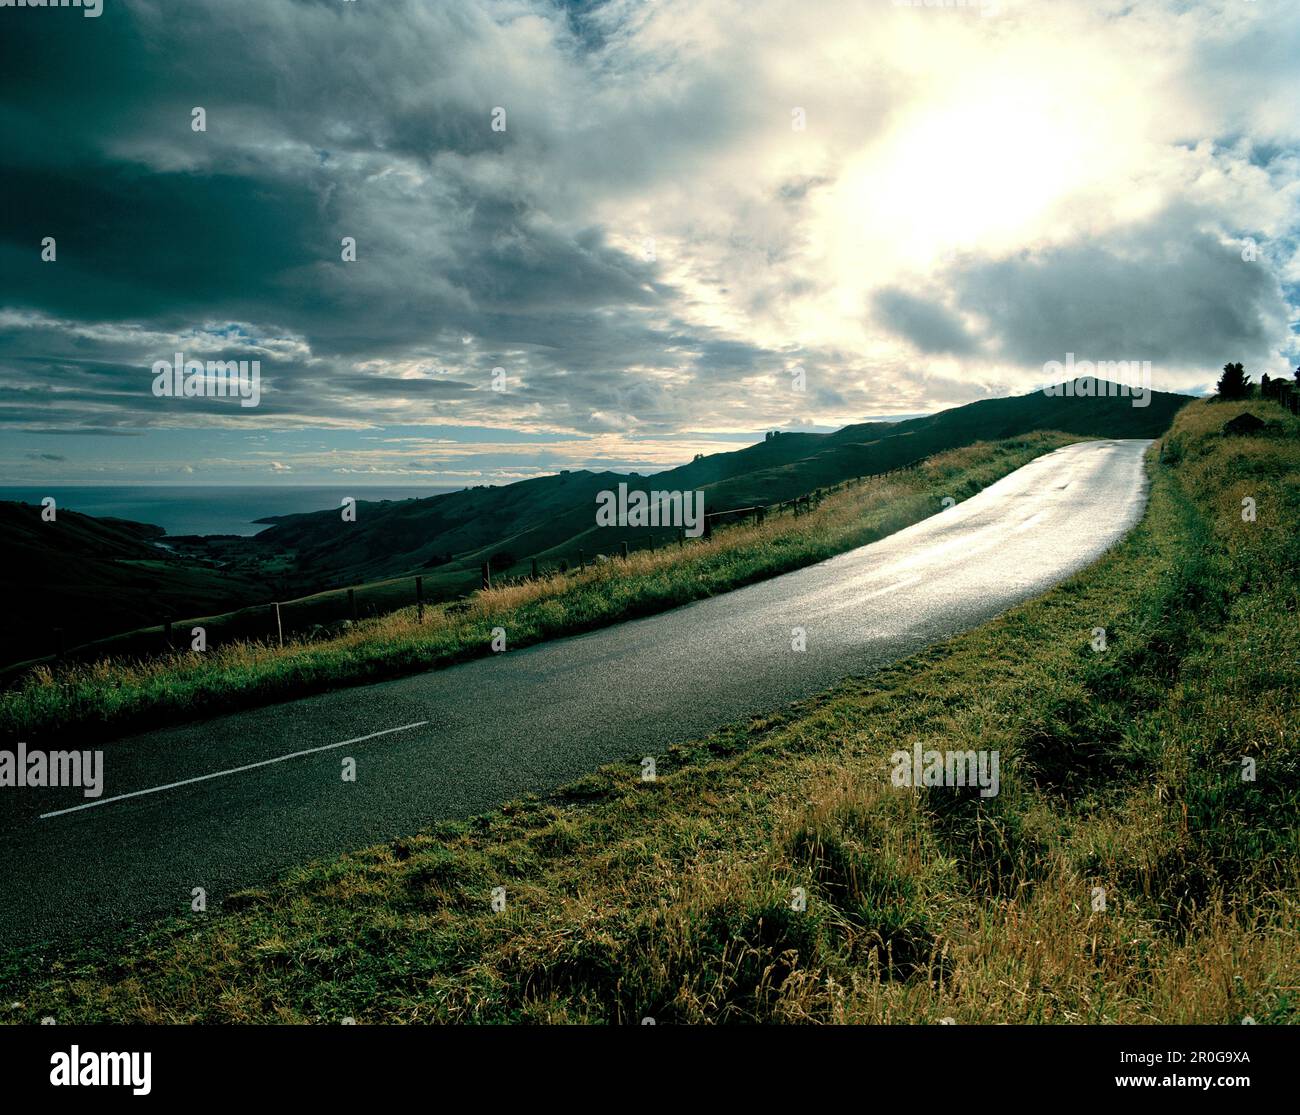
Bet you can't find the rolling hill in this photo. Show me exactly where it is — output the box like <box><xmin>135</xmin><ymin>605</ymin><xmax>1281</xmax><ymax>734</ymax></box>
<box><xmin>249</xmin><ymin>381</ymin><xmax>1190</xmax><ymax>585</ymax></box>
<box><xmin>0</xmin><ymin>381</ymin><xmax>1193</xmax><ymax>668</ymax></box>
<box><xmin>0</xmin><ymin>502</ymin><xmax>271</xmax><ymax>666</ymax></box>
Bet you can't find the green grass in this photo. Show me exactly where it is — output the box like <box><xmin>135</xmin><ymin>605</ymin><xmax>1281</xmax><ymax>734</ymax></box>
<box><xmin>0</xmin><ymin>432</ymin><xmax>1073</xmax><ymax>746</ymax></box>
<box><xmin>3</xmin><ymin>399</ymin><xmax>1295</xmax><ymax>1024</ymax></box>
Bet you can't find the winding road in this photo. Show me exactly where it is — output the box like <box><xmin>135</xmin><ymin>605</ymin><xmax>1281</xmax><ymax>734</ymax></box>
<box><xmin>0</xmin><ymin>438</ymin><xmax>1151</xmax><ymax>944</ymax></box>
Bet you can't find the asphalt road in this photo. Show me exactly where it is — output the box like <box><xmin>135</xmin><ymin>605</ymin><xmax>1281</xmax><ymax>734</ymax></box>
<box><xmin>0</xmin><ymin>439</ymin><xmax>1151</xmax><ymax>944</ymax></box>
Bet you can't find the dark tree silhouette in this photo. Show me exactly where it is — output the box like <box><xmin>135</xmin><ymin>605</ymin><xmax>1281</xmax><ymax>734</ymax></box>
<box><xmin>1294</xmin><ymin>365</ymin><xmax>1300</xmax><ymax>385</ymax></box>
<box><xmin>1216</xmin><ymin>362</ymin><xmax>1251</xmax><ymax>400</ymax></box>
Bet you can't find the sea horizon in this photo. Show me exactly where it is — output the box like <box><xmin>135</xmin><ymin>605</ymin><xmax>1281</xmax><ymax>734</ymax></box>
<box><xmin>0</xmin><ymin>484</ymin><xmax>459</xmax><ymax>538</ymax></box>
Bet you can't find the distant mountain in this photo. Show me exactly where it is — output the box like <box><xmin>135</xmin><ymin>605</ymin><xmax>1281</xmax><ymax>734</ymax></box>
<box><xmin>0</xmin><ymin>381</ymin><xmax>1192</xmax><ymax>668</ymax></box>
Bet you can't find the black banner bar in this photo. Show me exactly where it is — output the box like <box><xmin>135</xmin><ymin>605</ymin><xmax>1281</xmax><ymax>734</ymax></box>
<box><xmin>1</xmin><ymin>1024</ymin><xmax>1292</xmax><ymax>1103</ymax></box>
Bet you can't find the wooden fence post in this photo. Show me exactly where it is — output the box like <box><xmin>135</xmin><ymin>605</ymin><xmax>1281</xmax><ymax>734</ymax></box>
<box><xmin>416</xmin><ymin>576</ymin><xmax>424</xmax><ymax>622</ymax></box>
<box><xmin>274</xmin><ymin>602</ymin><xmax>283</xmax><ymax>647</ymax></box>
<box><xmin>620</xmin><ymin>541</ymin><xmax>629</xmax><ymax>560</ymax></box>
<box><xmin>164</xmin><ymin>619</ymin><xmax>173</xmax><ymax>650</ymax></box>
<box><xmin>481</xmin><ymin>562</ymin><xmax>491</xmax><ymax>590</ymax></box>
<box><xmin>531</xmin><ymin>558</ymin><xmax>539</xmax><ymax>579</ymax></box>
<box><xmin>578</xmin><ymin>548</ymin><xmax>585</xmax><ymax>569</ymax></box>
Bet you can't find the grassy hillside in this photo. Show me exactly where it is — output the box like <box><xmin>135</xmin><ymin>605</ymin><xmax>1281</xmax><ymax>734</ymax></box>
<box><xmin>0</xmin><ymin>433</ymin><xmax>1075</xmax><ymax>746</ymax></box>
<box><xmin>0</xmin><ymin>502</ymin><xmax>271</xmax><ymax>666</ymax></box>
<box><xmin>1</xmin><ymin>383</ymin><xmax>1190</xmax><ymax>671</ymax></box>
<box><xmin>845</xmin><ymin>382</ymin><xmax>1189</xmax><ymax>445</ymax></box>
<box><xmin>4</xmin><ymin>396</ymin><xmax>1293</xmax><ymax>1024</ymax></box>
<box><xmin>252</xmin><ymin>383</ymin><xmax>1192</xmax><ymax>588</ymax></box>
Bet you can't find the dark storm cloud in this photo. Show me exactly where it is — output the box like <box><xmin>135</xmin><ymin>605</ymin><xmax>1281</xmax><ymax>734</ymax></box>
<box><xmin>0</xmin><ymin>357</ymin><xmax>150</xmax><ymax>425</ymax></box>
<box><xmin>325</xmin><ymin>375</ymin><xmax>480</xmax><ymax>399</ymax></box>
<box><xmin>0</xmin><ymin>0</ymin><xmax>782</xmax><ymax>435</ymax></box>
<box><xmin>872</xmin><ymin>288</ymin><xmax>980</xmax><ymax>356</ymax></box>
<box><xmin>945</xmin><ymin>211</ymin><xmax>1289</xmax><ymax>367</ymax></box>
<box><xmin>0</xmin><ymin>164</ymin><xmax>320</xmax><ymax>322</ymax></box>
<box><xmin>664</xmin><ymin>336</ymin><xmax>771</xmax><ymax>374</ymax></box>
<box><xmin>443</xmin><ymin>198</ymin><xmax>659</xmax><ymax>314</ymax></box>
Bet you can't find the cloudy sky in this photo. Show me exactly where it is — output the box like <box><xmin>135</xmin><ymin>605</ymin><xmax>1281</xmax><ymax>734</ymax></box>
<box><xmin>2</xmin><ymin>0</ymin><xmax>1297</xmax><ymax>485</ymax></box>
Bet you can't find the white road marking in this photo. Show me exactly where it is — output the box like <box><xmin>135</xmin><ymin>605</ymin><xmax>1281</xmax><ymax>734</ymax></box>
<box><xmin>38</xmin><ymin>721</ymin><xmax>430</xmax><ymax>820</ymax></box>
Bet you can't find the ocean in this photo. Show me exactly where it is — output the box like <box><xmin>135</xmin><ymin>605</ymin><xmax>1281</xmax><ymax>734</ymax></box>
<box><xmin>0</xmin><ymin>485</ymin><xmax>458</xmax><ymax>537</ymax></box>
